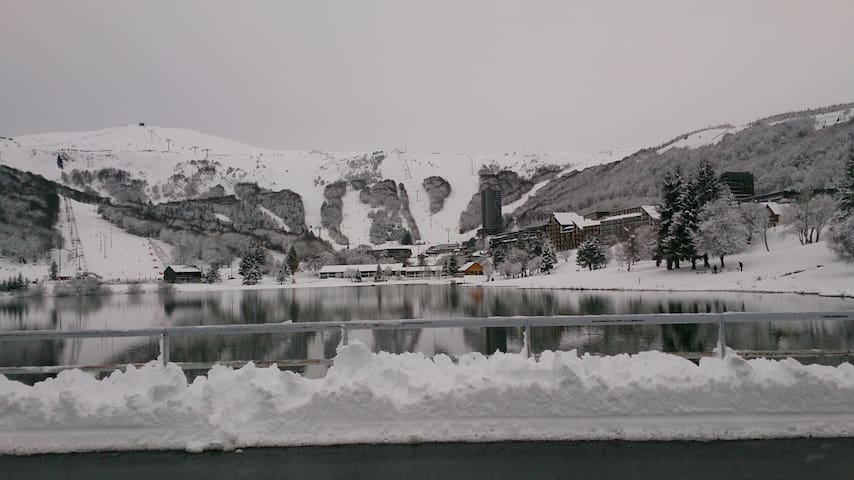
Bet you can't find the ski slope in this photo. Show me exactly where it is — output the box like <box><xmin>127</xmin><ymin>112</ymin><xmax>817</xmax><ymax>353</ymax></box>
<box><xmin>62</xmin><ymin>198</ymin><xmax>170</xmax><ymax>281</ymax></box>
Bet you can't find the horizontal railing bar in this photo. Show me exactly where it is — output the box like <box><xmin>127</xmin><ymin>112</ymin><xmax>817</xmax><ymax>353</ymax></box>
<box><xmin>1</xmin><ymin>311</ymin><xmax>853</xmax><ymax>342</ymax></box>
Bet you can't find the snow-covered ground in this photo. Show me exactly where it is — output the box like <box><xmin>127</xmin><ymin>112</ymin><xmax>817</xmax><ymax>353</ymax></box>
<box><xmin>657</xmin><ymin>126</ymin><xmax>743</xmax><ymax>154</ymax></box>
<box><xmin>492</xmin><ymin>229</ymin><xmax>854</xmax><ymax>298</ymax></box>
<box><xmin>1</xmin><ymin>342</ymin><xmax>853</xmax><ymax>454</ymax></box>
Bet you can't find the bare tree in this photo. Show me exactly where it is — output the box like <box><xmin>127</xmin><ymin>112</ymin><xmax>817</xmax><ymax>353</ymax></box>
<box><xmin>741</xmin><ymin>203</ymin><xmax>771</xmax><ymax>251</ymax></box>
<box><xmin>784</xmin><ymin>193</ymin><xmax>836</xmax><ymax>244</ymax></box>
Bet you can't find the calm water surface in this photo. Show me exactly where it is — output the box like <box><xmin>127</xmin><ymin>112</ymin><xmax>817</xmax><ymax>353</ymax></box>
<box><xmin>2</xmin><ymin>285</ymin><xmax>854</xmax><ymax>372</ymax></box>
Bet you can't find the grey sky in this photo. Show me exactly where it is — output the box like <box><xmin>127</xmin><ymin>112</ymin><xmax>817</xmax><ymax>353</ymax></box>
<box><xmin>2</xmin><ymin>0</ymin><xmax>853</xmax><ymax>153</ymax></box>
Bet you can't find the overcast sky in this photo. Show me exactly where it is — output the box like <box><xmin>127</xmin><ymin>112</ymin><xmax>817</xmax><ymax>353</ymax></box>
<box><xmin>2</xmin><ymin>1</ymin><xmax>853</xmax><ymax>153</ymax></box>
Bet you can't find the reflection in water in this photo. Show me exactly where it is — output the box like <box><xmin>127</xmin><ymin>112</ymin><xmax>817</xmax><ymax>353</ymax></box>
<box><xmin>1</xmin><ymin>286</ymin><xmax>854</xmax><ymax>372</ymax></box>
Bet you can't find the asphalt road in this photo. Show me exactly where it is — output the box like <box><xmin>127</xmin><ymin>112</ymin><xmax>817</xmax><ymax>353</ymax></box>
<box><xmin>1</xmin><ymin>438</ymin><xmax>851</xmax><ymax>480</ymax></box>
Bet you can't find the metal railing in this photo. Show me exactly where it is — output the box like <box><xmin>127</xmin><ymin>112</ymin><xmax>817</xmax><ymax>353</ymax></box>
<box><xmin>1</xmin><ymin>311</ymin><xmax>853</xmax><ymax>375</ymax></box>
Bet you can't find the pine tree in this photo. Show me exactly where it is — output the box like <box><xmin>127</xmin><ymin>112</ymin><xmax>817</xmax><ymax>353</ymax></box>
<box><xmin>576</xmin><ymin>237</ymin><xmax>607</xmax><ymax>271</ymax></box>
<box><xmin>540</xmin><ymin>241</ymin><xmax>557</xmax><ymax>274</ymax></box>
<box><xmin>242</xmin><ymin>263</ymin><xmax>262</xmax><ymax>285</ymax></box>
<box><xmin>205</xmin><ymin>263</ymin><xmax>221</xmax><ymax>283</ymax></box>
<box><xmin>828</xmin><ymin>146</ymin><xmax>854</xmax><ymax>260</ymax></box>
<box><xmin>836</xmin><ymin>146</ymin><xmax>854</xmax><ymax>214</ymax></box>
<box><xmin>693</xmin><ymin>160</ymin><xmax>722</xmax><ymax>206</ymax></box>
<box><xmin>275</xmin><ymin>261</ymin><xmax>291</xmax><ymax>284</ymax></box>
<box><xmin>49</xmin><ymin>261</ymin><xmax>58</xmax><ymax>281</ymax></box>
<box><xmin>657</xmin><ymin>169</ymin><xmax>683</xmax><ymax>269</ymax></box>
<box><xmin>286</xmin><ymin>246</ymin><xmax>299</xmax><ymax>274</ymax></box>
<box><xmin>374</xmin><ymin>264</ymin><xmax>384</xmax><ymax>282</ymax></box>
<box><xmin>447</xmin><ymin>256</ymin><xmax>459</xmax><ymax>275</ymax></box>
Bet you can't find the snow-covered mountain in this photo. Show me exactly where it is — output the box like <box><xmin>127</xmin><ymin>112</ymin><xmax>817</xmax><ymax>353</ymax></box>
<box><xmin>1</xmin><ymin>102</ymin><xmax>851</xmax><ymax>249</ymax></box>
<box><xmin>0</xmin><ymin>125</ymin><xmax>635</xmax><ymax>247</ymax></box>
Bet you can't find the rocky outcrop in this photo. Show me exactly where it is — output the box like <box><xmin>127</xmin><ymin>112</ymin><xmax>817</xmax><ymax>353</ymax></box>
<box><xmin>64</xmin><ymin>168</ymin><xmax>148</xmax><ymax>204</ymax></box>
<box><xmin>422</xmin><ymin>176</ymin><xmax>451</xmax><ymax>214</ymax></box>
<box><xmin>320</xmin><ymin>181</ymin><xmax>348</xmax><ymax>245</ymax></box>
<box><xmin>234</xmin><ymin>182</ymin><xmax>269</xmax><ymax>200</ymax></box>
<box><xmin>256</xmin><ymin>190</ymin><xmax>307</xmax><ymax>234</ymax></box>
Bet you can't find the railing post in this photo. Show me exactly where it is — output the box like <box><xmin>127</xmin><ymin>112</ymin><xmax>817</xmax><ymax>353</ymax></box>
<box><xmin>717</xmin><ymin>314</ymin><xmax>726</xmax><ymax>359</ymax></box>
<box><xmin>160</xmin><ymin>332</ymin><xmax>170</xmax><ymax>365</ymax></box>
<box><xmin>341</xmin><ymin>325</ymin><xmax>349</xmax><ymax>346</ymax></box>
<box><xmin>524</xmin><ymin>323</ymin><xmax>532</xmax><ymax>358</ymax></box>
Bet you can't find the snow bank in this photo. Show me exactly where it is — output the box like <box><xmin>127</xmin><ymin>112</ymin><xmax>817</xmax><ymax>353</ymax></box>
<box><xmin>2</xmin><ymin>342</ymin><xmax>854</xmax><ymax>454</ymax></box>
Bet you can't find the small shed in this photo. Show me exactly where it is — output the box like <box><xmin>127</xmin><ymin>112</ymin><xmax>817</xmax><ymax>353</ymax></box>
<box><xmin>459</xmin><ymin>261</ymin><xmax>484</xmax><ymax>275</ymax></box>
<box><xmin>163</xmin><ymin>265</ymin><xmax>203</xmax><ymax>283</ymax></box>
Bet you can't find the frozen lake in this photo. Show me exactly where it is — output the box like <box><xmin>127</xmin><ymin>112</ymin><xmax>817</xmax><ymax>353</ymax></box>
<box><xmin>2</xmin><ymin>285</ymin><xmax>854</xmax><ymax>371</ymax></box>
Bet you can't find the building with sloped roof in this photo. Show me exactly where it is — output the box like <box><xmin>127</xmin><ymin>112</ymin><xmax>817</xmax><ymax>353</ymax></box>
<box><xmin>163</xmin><ymin>265</ymin><xmax>203</xmax><ymax>283</ymax></box>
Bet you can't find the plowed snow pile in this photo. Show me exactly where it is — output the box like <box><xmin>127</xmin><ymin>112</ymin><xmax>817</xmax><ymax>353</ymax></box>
<box><xmin>2</xmin><ymin>342</ymin><xmax>854</xmax><ymax>454</ymax></box>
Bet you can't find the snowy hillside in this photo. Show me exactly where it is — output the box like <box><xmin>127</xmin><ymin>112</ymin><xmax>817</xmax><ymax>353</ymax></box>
<box><xmin>0</xmin><ymin>125</ymin><xmax>635</xmax><ymax>247</ymax></box>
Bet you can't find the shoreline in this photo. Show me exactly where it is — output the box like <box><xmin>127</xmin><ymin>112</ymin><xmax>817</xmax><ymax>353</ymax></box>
<box><xmin>3</xmin><ymin>275</ymin><xmax>852</xmax><ymax>301</ymax></box>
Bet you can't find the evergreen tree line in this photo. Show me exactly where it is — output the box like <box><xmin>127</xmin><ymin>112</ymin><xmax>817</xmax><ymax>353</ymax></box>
<box><xmin>656</xmin><ymin>160</ymin><xmax>729</xmax><ymax>270</ymax></box>
<box><xmin>0</xmin><ymin>274</ymin><xmax>29</xmax><ymax>292</ymax></box>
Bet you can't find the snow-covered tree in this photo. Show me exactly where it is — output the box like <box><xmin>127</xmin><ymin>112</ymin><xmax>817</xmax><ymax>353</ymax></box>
<box><xmin>242</xmin><ymin>263</ymin><xmax>262</xmax><ymax>285</ymax></box>
<box><xmin>275</xmin><ymin>261</ymin><xmax>291</xmax><ymax>284</ymax></box>
<box><xmin>657</xmin><ymin>163</ymin><xmax>722</xmax><ymax>270</ymax></box>
<box><xmin>614</xmin><ymin>228</ymin><xmax>649</xmax><ymax>271</ymax></box>
<box><xmin>828</xmin><ymin>216</ymin><xmax>854</xmax><ymax>261</ymax></box>
<box><xmin>205</xmin><ymin>263</ymin><xmax>221</xmax><ymax>283</ymax></box>
<box><xmin>481</xmin><ymin>257</ymin><xmax>495</xmax><ymax>280</ymax></box>
<box><xmin>837</xmin><ymin>146</ymin><xmax>854</xmax><ymax>214</ymax></box>
<box><xmin>557</xmin><ymin>249</ymin><xmax>572</xmax><ymax>263</ymax></box>
<box><xmin>783</xmin><ymin>192</ymin><xmax>835</xmax><ymax>245</ymax></box>
<box><xmin>694</xmin><ymin>190</ymin><xmax>748</xmax><ymax>269</ymax></box>
<box><xmin>740</xmin><ymin>203</ymin><xmax>771</xmax><ymax>252</ymax></box>
<box><xmin>540</xmin><ymin>241</ymin><xmax>557</xmax><ymax>274</ymax></box>
<box><xmin>286</xmin><ymin>246</ymin><xmax>299</xmax><ymax>274</ymax></box>
<box><xmin>446</xmin><ymin>256</ymin><xmax>458</xmax><ymax>276</ymax></box>
<box><xmin>49</xmin><ymin>261</ymin><xmax>58</xmax><ymax>281</ymax></box>
<box><xmin>239</xmin><ymin>244</ymin><xmax>264</xmax><ymax>285</ymax></box>
<box><xmin>497</xmin><ymin>260</ymin><xmax>521</xmax><ymax>279</ymax></box>
<box><xmin>657</xmin><ymin>169</ymin><xmax>685</xmax><ymax>269</ymax></box>
<box><xmin>528</xmin><ymin>257</ymin><xmax>542</xmax><ymax>275</ymax></box>
<box><xmin>239</xmin><ymin>244</ymin><xmax>266</xmax><ymax>277</ymax></box>
<box><xmin>576</xmin><ymin>237</ymin><xmax>607</xmax><ymax>271</ymax></box>
<box><xmin>828</xmin><ymin>146</ymin><xmax>854</xmax><ymax>260</ymax></box>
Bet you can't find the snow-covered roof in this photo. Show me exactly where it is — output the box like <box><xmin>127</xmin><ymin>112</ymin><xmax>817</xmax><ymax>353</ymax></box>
<box><xmin>213</xmin><ymin>213</ymin><xmax>232</xmax><ymax>223</ymax></box>
<box><xmin>762</xmin><ymin>202</ymin><xmax>785</xmax><ymax>216</ymax></box>
<box><xmin>166</xmin><ymin>265</ymin><xmax>202</xmax><ymax>274</ymax></box>
<box><xmin>401</xmin><ymin>265</ymin><xmax>444</xmax><ymax>272</ymax></box>
<box><xmin>641</xmin><ymin>205</ymin><xmax>660</xmax><ymax>220</ymax></box>
<box><xmin>600</xmin><ymin>212</ymin><xmax>643</xmax><ymax>223</ymax></box>
<box><xmin>459</xmin><ymin>261</ymin><xmax>481</xmax><ymax>272</ymax></box>
<box><xmin>319</xmin><ymin>263</ymin><xmax>403</xmax><ymax>274</ymax></box>
<box><xmin>552</xmin><ymin>212</ymin><xmax>600</xmax><ymax>229</ymax></box>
